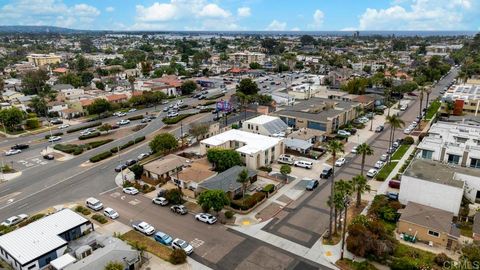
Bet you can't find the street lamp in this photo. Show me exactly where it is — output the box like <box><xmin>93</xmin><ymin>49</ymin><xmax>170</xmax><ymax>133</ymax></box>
<box><xmin>340</xmin><ymin>197</ymin><xmax>350</xmax><ymax>260</ymax></box>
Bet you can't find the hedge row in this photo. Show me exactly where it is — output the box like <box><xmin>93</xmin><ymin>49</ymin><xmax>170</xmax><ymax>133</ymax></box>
<box><xmin>162</xmin><ymin>114</ymin><xmax>195</xmax><ymax>125</ymax></box>
<box><xmin>199</xmin><ymin>108</ymin><xmax>215</xmax><ymax>113</ymax></box>
<box><xmin>90</xmin><ymin>136</ymin><xmax>145</xmax><ymax>162</ymax></box>
<box><xmin>78</xmin><ymin>132</ymin><xmax>101</xmax><ymax>140</ymax></box>
<box><xmin>230</xmin><ymin>192</ymin><xmax>266</xmax><ymax>211</ymax></box>
<box><xmin>128</xmin><ymin>115</ymin><xmax>144</xmax><ymax>121</ymax></box>
<box><xmin>92</xmin><ymin>214</ymin><xmax>108</xmax><ymax>224</ymax></box>
<box><xmin>54</xmin><ymin>139</ymin><xmax>114</xmax><ymax>155</ymax></box>
<box><xmin>206</xmin><ymin>93</ymin><xmax>225</xmax><ymax>100</ymax></box>
<box><xmin>66</xmin><ymin>122</ymin><xmax>102</xmax><ymax>133</ymax></box>
<box><xmin>86</xmin><ymin>139</ymin><xmax>114</xmax><ymax>149</ymax></box>
<box><xmin>45</xmin><ymin>132</ymin><xmax>64</xmax><ymax>139</ymax></box>
<box><xmin>89</xmin><ymin>151</ymin><xmax>113</xmax><ymax>163</ymax></box>
<box><xmin>262</xmin><ymin>184</ymin><xmax>275</xmax><ymax>193</ymax></box>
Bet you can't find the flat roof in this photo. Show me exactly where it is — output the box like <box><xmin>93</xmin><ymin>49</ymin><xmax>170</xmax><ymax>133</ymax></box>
<box><xmin>201</xmin><ymin>129</ymin><xmax>283</xmax><ymax>155</ymax></box>
<box><xmin>244</xmin><ymin>115</ymin><xmax>281</xmax><ymax>125</ymax></box>
<box><xmin>0</xmin><ymin>209</ymin><xmax>89</xmax><ymax>266</ymax></box>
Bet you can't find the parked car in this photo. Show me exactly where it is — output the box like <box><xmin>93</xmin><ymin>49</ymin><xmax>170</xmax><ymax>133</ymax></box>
<box><xmin>403</xmin><ymin>127</ymin><xmax>411</xmax><ymax>134</ymax></box>
<box><xmin>335</xmin><ymin>157</ymin><xmax>346</xmax><ymax>167</ymax></box>
<box><xmin>374</xmin><ymin>161</ymin><xmax>385</xmax><ymax>169</ymax></box>
<box><xmin>141</xmin><ymin>118</ymin><xmax>151</xmax><ymax>123</ymax></box>
<box><xmin>5</xmin><ymin>149</ymin><xmax>21</xmax><ymax>156</ymax></box>
<box><xmin>293</xmin><ymin>160</ymin><xmax>313</xmax><ymax>169</ymax></box>
<box><xmin>115</xmin><ymin>164</ymin><xmax>127</xmax><ymax>172</ymax></box>
<box><xmin>43</xmin><ymin>154</ymin><xmax>55</xmax><ymax>160</ymax></box>
<box><xmin>163</xmin><ymin>107</ymin><xmax>169</xmax><ymax>112</ymax></box>
<box><xmin>400</xmin><ymin>105</ymin><xmax>408</xmax><ymax>111</ymax></box>
<box><xmin>380</xmin><ymin>154</ymin><xmax>389</xmax><ymax>162</ymax></box>
<box><xmin>11</xmin><ymin>144</ymin><xmax>29</xmax><ymax>150</ymax></box>
<box><xmin>387</xmin><ymin>192</ymin><xmax>399</xmax><ymax>200</ymax></box>
<box><xmin>375</xmin><ymin>125</ymin><xmax>384</xmax><ymax>133</ymax></box>
<box><xmin>137</xmin><ymin>153</ymin><xmax>150</xmax><ymax>160</ymax></box>
<box><xmin>320</xmin><ymin>166</ymin><xmax>333</xmax><ymax>179</ymax></box>
<box><xmin>170</xmin><ymin>205</ymin><xmax>188</xmax><ymax>215</ymax></box>
<box><xmin>393</xmin><ymin>141</ymin><xmax>400</xmax><ymax>148</ymax></box>
<box><xmin>337</xmin><ymin>130</ymin><xmax>351</xmax><ymax>136</ymax></box>
<box><xmin>305</xmin><ymin>179</ymin><xmax>319</xmax><ymax>191</ymax></box>
<box><xmin>123</xmin><ymin>187</ymin><xmax>139</xmax><ymax>195</ymax></box>
<box><xmin>366</xmin><ymin>168</ymin><xmax>378</xmax><ymax>178</ymax></box>
<box><xmin>50</xmin><ymin>119</ymin><xmax>63</xmax><ymax>125</ymax></box>
<box><xmin>172</xmin><ymin>238</ymin><xmax>193</xmax><ymax>255</ymax></box>
<box><xmin>132</xmin><ymin>221</ymin><xmax>155</xmax><ymax>235</ymax></box>
<box><xmin>154</xmin><ymin>231</ymin><xmax>173</xmax><ymax>246</ymax></box>
<box><xmin>48</xmin><ymin>136</ymin><xmax>62</xmax><ymax>142</ymax></box>
<box><xmin>1</xmin><ymin>214</ymin><xmax>28</xmax><ymax>227</ymax></box>
<box><xmin>86</xmin><ymin>197</ymin><xmax>103</xmax><ymax>211</ymax></box>
<box><xmin>278</xmin><ymin>154</ymin><xmax>295</xmax><ymax>165</ymax></box>
<box><xmin>351</xmin><ymin>146</ymin><xmax>358</xmax><ymax>154</ymax></box>
<box><xmin>358</xmin><ymin>117</ymin><xmax>369</xmax><ymax>123</ymax></box>
<box><xmin>167</xmin><ymin>112</ymin><xmax>179</xmax><ymax>118</ymax></box>
<box><xmin>125</xmin><ymin>159</ymin><xmax>137</xmax><ymax>166</ymax></box>
<box><xmin>103</xmin><ymin>207</ymin><xmax>119</xmax><ymax>219</ymax></box>
<box><xmin>117</xmin><ymin>119</ymin><xmax>130</xmax><ymax>125</ymax></box>
<box><xmin>387</xmin><ymin>147</ymin><xmax>396</xmax><ymax>154</ymax></box>
<box><xmin>389</xmin><ymin>180</ymin><xmax>401</xmax><ymax>189</ymax></box>
<box><xmin>152</xmin><ymin>197</ymin><xmax>168</xmax><ymax>206</ymax></box>
<box><xmin>195</xmin><ymin>213</ymin><xmax>217</xmax><ymax>224</ymax></box>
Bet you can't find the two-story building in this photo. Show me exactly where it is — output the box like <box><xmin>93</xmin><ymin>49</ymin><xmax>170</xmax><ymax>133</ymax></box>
<box><xmin>241</xmin><ymin>115</ymin><xmax>288</xmax><ymax>137</ymax></box>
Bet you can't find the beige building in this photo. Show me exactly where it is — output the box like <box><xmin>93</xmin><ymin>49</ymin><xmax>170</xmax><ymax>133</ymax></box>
<box><xmin>228</xmin><ymin>52</ymin><xmax>265</xmax><ymax>65</ymax></box>
<box><xmin>27</xmin><ymin>53</ymin><xmax>62</xmax><ymax>66</ymax></box>
<box><xmin>200</xmin><ymin>129</ymin><xmax>284</xmax><ymax>169</ymax></box>
<box><xmin>143</xmin><ymin>154</ymin><xmax>189</xmax><ymax>180</ymax></box>
<box><xmin>397</xmin><ymin>202</ymin><xmax>459</xmax><ymax>250</ymax></box>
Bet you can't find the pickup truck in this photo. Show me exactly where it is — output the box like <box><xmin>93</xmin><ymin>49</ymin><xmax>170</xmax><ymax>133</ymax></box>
<box><xmin>132</xmin><ymin>221</ymin><xmax>155</xmax><ymax>235</ymax></box>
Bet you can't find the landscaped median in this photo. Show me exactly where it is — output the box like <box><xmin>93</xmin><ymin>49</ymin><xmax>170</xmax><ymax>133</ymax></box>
<box><xmin>89</xmin><ymin>136</ymin><xmax>146</xmax><ymax>163</ymax></box>
<box><xmin>162</xmin><ymin>113</ymin><xmax>196</xmax><ymax>125</ymax></box>
<box><xmin>54</xmin><ymin>139</ymin><xmax>114</xmax><ymax>155</ymax></box>
<box><xmin>66</xmin><ymin>121</ymin><xmax>102</xmax><ymax>133</ymax></box>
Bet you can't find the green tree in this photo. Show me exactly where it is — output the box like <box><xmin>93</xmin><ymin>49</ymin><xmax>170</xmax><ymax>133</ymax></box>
<box><xmin>0</xmin><ymin>107</ymin><xmax>25</xmax><ymax>131</ymax></box>
<box><xmin>80</xmin><ymin>72</ymin><xmax>94</xmax><ymax>86</ymax></box>
<box><xmin>104</xmin><ymin>261</ymin><xmax>124</xmax><ymax>270</ymax></box>
<box><xmin>236</xmin><ymin>78</ymin><xmax>259</xmax><ymax>96</ymax></box>
<box><xmin>149</xmin><ymin>133</ymin><xmax>178</xmax><ymax>154</ymax></box>
<box><xmin>29</xmin><ymin>96</ymin><xmax>47</xmax><ymax>116</ymax></box>
<box><xmin>385</xmin><ymin>114</ymin><xmax>405</xmax><ymax>162</ymax></box>
<box><xmin>206</xmin><ymin>148</ymin><xmax>242</xmax><ymax>172</ymax></box>
<box><xmin>141</xmin><ymin>61</ymin><xmax>152</xmax><ymax>76</ymax></box>
<box><xmin>25</xmin><ymin>118</ymin><xmax>40</xmax><ymax>129</ymax></box>
<box><xmin>22</xmin><ymin>69</ymin><xmax>49</xmax><ymax>95</ymax></box>
<box><xmin>189</xmin><ymin>122</ymin><xmax>209</xmax><ymax>141</ymax></box>
<box><xmin>236</xmin><ymin>168</ymin><xmax>250</xmax><ymax>198</ymax></box>
<box><xmin>180</xmin><ymin>80</ymin><xmax>198</xmax><ymax>95</ymax></box>
<box><xmin>165</xmin><ymin>189</ymin><xmax>183</xmax><ymax>204</ymax></box>
<box><xmin>280</xmin><ymin>165</ymin><xmax>291</xmax><ymax>181</ymax></box>
<box><xmin>130</xmin><ymin>164</ymin><xmax>144</xmax><ymax>180</ymax></box>
<box><xmin>351</xmin><ymin>175</ymin><xmax>370</xmax><ymax>207</ymax></box>
<box><xmin>249</xmin><ymin>62</ymin><xmax>262</xmax><ymax>69</ymax></box>
<box><xmin>325</xmin><ymin>140</ymin><xmax>344</xmax><ymax>240</ymax></box>
<box><xmin>341</xmin><ymin>77</ymin><xmax>369</xmax><ymax>95</ymax></box>
<box><xmin>356</xmin><ymin>143</ymin><xmax>373</xmax><ymax>176</ymax></box>
<box><xmin>58</xmin><ymin>73</ymin><xmax>82</xmax><ymax>88</ymax></box>
<box><xmin>197</xmin><ymin>189</ymin><xmax>230</xmax><ymax>214</ymax></box>
<box><xmin>95</xmin><ymin>81</ymin><xmax>105</xmax><ymax>90</ymax></box>
<box><xmin>87</xmin><ymin>99</ymin><xmax>112</xmax><ymax>115</ymax></box>
<box><xmin>128</xmin><ymin>76</ymin><xmax>135</xmax><ymax>94</ymax></box>
<box><xmin>300</xmin><ymin>35</ymin><xmax>316</xmax><ymax>46</ymax></box>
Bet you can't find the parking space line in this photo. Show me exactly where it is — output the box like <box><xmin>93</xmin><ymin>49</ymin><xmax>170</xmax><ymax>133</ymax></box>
<box><xmin>99</xmin><ymin>187</ymin><xmax>120</xmax><ymax>195</ymax></box>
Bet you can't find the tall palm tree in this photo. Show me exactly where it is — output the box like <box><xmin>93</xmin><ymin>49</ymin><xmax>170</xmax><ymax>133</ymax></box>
<box><xmin>386</xmin><ymin>114</ymin><xmax>405</xmax><ymax>163</ymax></box>
<box><xmin>424</xmin><ymin>86</ymin><xmax>432</xmax><ymax>112</ymax></box>
<box><xmin>356</xmin><ymin>143</ymin><xmax>373</xmax><ymax>176</ymax></box>
<box><xmin>236</xmin><ymin>92</ymin><xmax>250</xmax><ymax>121</ymax></box>
<box><xmin>418</xmin><ymin>87</ymin><xmax>427</xmax><ymax>119</ymax></box>
<box><xmin>128</xmin><ymin>76</ymin><xmax>136</xmax><ymax>96</ymax></box>
<box><xmin>335</xmin><ymin>180</ymin><xmax>352</xmax><ymax>231</ymax></box>
<box><xmin>325</xmin><ymin>140</ymin><xmax>344</xmax><ymax>240</ymax></box>
<box><xmin>351</xmin><ymin>174</ymin><xmax>370</xmax><ymax>207</ymax></box>
<box><xmin>236</xmin><ymin>168</ymin><xmax>250</xmax><ymax>199</ymax></box>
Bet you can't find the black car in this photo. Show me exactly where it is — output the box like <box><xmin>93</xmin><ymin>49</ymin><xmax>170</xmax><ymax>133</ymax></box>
<box><xmin>306</xmin><ymin>179</ymin><xmax>319</xmax><ymax>191</ymax></box>
<box><xmin>320</xmin><ymin>167</ymin><xmax>333</xmax><ymax>179</ymax></box>
<box><xmin>43</xmin><ymin>154</ymin><xmax>54</xmax><ymax>160</ymax></box>
<box><xmin>50</xmin><ymin>119</ymin><xmax>63</xmax><ymax>125</ymax></box>
<box><xmin>193</xmin><ymin>93</ymin><xmax>201</xmax><ymax>98</ymax></box>
<box><xmin>170</xmin><ymin>205</ymin><xmax>188</xmax><ymax>215</ymax></box>
<box><xmin>125</xmin><ymin>159</ymin><xmax>137</xmax><ymax>166</ymax></box>
<box><xmin>115</xmin><ymin>164</ymin><xmax>127</xmax><ymax>172</ymax></box>
<box><xmin>11</xmin><ymin>144</ymin><xmax>29</xmax><ymax>150</ymax></box>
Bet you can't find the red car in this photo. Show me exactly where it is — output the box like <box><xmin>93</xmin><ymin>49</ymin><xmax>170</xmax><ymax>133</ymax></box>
<box><xmin>389</xmin><ymin>180</ymin><xmax>401</xmax><ymax>189</ymax></box>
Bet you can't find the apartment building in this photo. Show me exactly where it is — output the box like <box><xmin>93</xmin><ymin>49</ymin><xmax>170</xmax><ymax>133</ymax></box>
<box><xmin>27</xmin><ymin>53</ymin><xmax>62</xmax><ymax>66</ymax></box>
<box><xmin>441</xmin><ymin>84</ymin><xmax>480</xmax><ymax>116</ymax></box>
<box><xmin>228</xmin><ymin>52</ymin><xmax>265</xmax><ymax>65</ymax></box>
<box><xmin>242</xmin><ymin>115</ymin><xmax>288</xmax><ymax>137</ymax></box>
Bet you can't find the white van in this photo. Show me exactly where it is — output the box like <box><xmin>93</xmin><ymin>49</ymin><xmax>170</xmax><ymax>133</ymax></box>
<box><xmin>278</xmin><ymin>154</ymin><xmax>295</xmax><ymax>165</ymax></box>
<box><xmin>294</xmin><ymin>160</ymin><xmax>313</xmax><ymax>169</ymax></box>
<box><xmin>86</xmin><ymin>197</ymin><xmax>104</xmax><ymax>211</ymax></box>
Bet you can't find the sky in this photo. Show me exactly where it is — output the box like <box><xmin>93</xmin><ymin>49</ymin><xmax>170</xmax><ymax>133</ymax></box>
<box><xmin>0</xmin><ymin>0</ymin><xmax>479</xmax><ymax>31</ymax></box>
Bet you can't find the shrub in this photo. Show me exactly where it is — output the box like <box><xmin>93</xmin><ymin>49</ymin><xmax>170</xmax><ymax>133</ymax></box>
<box><xmin>258</xmin><ymin>166</ymin><xmax>272</xmax><ymax>173</ymax></box>
<box><xmin>390</xmin><ymin>258</ymin><xmax>417</xmax><ymax>270</ymax></box>
<box><xmin>165</xmin><ymin>189</ymin><xmax>184</xmax><ymax>204</ymax></box>
<box><xmin>92</xmin><ymin>214</ymin><xmax>108</xmax><ymax>224</ymax></box>
<box><xmin>231</xmin><ymin>192</ymin><xmax>266</xmax><ymax>210</ymax></box>
<box><xmin>169</xmin><ymin>249</ymin><xmax>187</xmax><ymax>265</ymax></box>
<box><xmin>18</xmin><ymin>213</ymin><xmax>45</xmax><ymax>227</ymax></box>
<box><xmin>199</xmin><ymin>108</ymin><xmax>214</xmax><ymax>113</ymax></box>
<box><xmin>79</xmin><ymin>132</ymin><xmax>101</xmax><ymax>140</ymax></box>
<box><xmin>75</xmin><ymin>206</ymin><xmax>91</xmax><ymax>215</ymax></box>
<box><xmin>434</xmin><ymin>253</ymin><xmax>451</xmax><ymax>267</ymax></box>
<box><xmin>89</xmin><ymin>151</ymin><xmax>113</xmax><ymax>163</ymax></box>
<box><xmin>403</xmin><ymin>136</ymin><xmax>414</xmax><ymax>145</ymax></box>
<box><xmin>54</xmin><ymin>144</ymin><xmax>83</xmax><ymax>155</ymax></box>
<box><xmin>262</xmin><ymin>184</ymin><xmax>275</xmax><ymax>194</ymax></box>
<box><xmin>203</xmin><ymin>100</ymin><xmax>216</xmax><ymax>106</ymax></box>
<box><xmin>162</xmin><ymin>114</ymin><xmax>195</xmax><ymax>125</ymax></box>
<box><xmin>67</xmin><ymin>122</ymin><xmax>102</xmax><ymax>133</ymax></box>
<box><xmin>206</xmin><ymin>93</ymin><xmax>225</xmax><ymax>100</ymax></box>
<box><xmin>128</xmin><ymin>115</ymin><xmax>144</xmax><ymax>121</ymax></box>
<box><xmin>85</xmin><ymin>139</ymin><xmax>114</xmax><ymax>149</ymax></box>
<box><xmin>25</xmin><ymin>118</ymin><xmax>41</xmax><ymax>129</ymax></box>
<box><xmin>231</xmin><ymin>123</ymin><xmax>239</xmax><ymax>129</ymax></box>
<box><xmin>225</xmin><ymin>210</ymin><xmax>234</xmax><ymax>219</ymax></box>
<box><xmin>134</xmin><ymin>136</ymin><xmax>145</xmax><ymax>143</ymax></box>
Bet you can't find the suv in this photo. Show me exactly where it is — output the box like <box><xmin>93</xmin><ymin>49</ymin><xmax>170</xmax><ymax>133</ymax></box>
<box><xmin>320</xmin><ymin>166</ymin><xmax>333</xmax><ymax>179</ymax></box>
<box><xmin>171</xmin><ymin>205</ymin><xmax>188</xmax><ymax>215</ymax></box>
<box><xmin>294</xmin><ymin>160</ymin><xmax>313</xmax><ymax>169</ymax></box>
<box><xmin>86</xmin><ymin>197</ymin><xmax>103</xmax><ymax>211</ymax></box>
<box><xmin>278</xmin><ymin>154</ymin><xmax>295</xmax><ymax>165</ymax></box>
<box><xmin>11</xmin><ymin>144</ymin><xmax>29</xmax><ymax>150</ymax></box>
<box><xmin>305</xmin><ymin>179</ymin><xmax>319</xmax><ymax>191</ymax></box>
<box><xmin>125</xmin><ymin>159</ymin><xmax>137</xmax><ymax>166</ymax></box>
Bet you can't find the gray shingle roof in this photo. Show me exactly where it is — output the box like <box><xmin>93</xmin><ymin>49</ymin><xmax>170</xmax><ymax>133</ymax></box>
<box><xmin>400</xmin><ymin>202</ymin><xmax>454</xmax><ymax>233</ymax></box>
<box><xmin>199</xmin><ymin>166</ymin><xmax>256</xmax><ymax>192</ymax></box>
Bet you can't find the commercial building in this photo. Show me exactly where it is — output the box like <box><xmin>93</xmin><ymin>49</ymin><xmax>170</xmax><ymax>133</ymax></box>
<box><xmin>228</xmin><ymin>52</ymin><xmax>265</xmax><ymax>65</ymax></box>
<box><xmin>200</xmin><ymin>129</ymin><xmax>284</xmax><ymax>169</ymax></box>
<box><xmin>27</xmin><ymin>53</ymin><xmax>61</xmax><ymax>66</ymax></box>
<box><xmin>241</xmin><ymin>115</ymin><xmax>288</xmax><ymax>137</ymax></box>
<box><xmin>0</xmin><ymin>209</ymin><xmax>93</xmax><ymax>270</ymax></box>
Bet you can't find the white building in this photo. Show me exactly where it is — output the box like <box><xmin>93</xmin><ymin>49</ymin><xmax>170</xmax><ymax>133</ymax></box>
<box><xmin>242</xmin><ymin>115</ymin><xmax>288</xmax><ymax>137</ymax></box>
<box><xmin>0</xmin><ymin>209</ymin><xmax>93</xmax><ymax>270</ymax></box>
<box><xmin>417</xmin><ymin>122</ymin><xmax>480</xmax><ymax>168</ymax></box>
<box><xmin>228</xmin><ymin>52</ymin><xmax>265</xmax><ymax>65</ymax></box>
<box><xmin>200</xmin><ymin>129</ymin><xmax>285</xmax><ymax>169</ymax></box>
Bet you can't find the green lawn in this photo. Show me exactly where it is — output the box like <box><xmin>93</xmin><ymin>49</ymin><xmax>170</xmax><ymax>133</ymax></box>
<box><xmin>375</xmin><ymin>162</ymin><xmax>398</xmax><ymax>181</ymax></box>
<box><xmin>393</xmin><ymin>243</ymin><xmax>437</xmax><ymax>268</ymax></box>
<box><xmin>391</xmin><ymin>145</ymin><xmax>409</xmax><ymax>161</ymax></box>
<box><xmin>425</xmin><ymin>100</ymin><xmax>441</xmax><ymax>120</ymax></box>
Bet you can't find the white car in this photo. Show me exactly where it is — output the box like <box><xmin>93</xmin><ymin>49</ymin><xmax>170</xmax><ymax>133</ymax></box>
<box><xmin>123</xmin><ymin>187</ymin><xmax>139</xmax><ymax>195</ymax></box>
<box><xmin>337</xmin><ymin>130</ymin><xmax>351</xmax><ymax>136</ymax></box>
<box><xmin>48</xmin><ymin>136</ymin><xmax>62</xmax><ymax>142</ymax></box>
<box><xmin>117</xmin><ymin>119</ymin><xmax>130</xmax><ymax>125</ymax></box>
<box><xmin>335</xmin><ymin>157</ymin><xmax>346</xmax><ymax>167</ymax></box>
<box><xmin>374</xmin><ymin>161</ymin><xmax>385</xmax><ymax>169</ymax></box>
<box><xmin>172</xmin><ymin>238</ymin><xmax>193</xmax><ymax>255</ymax></box>
<box><xmin>167</xmin><ymin>112</ymin><xmax>179</xmax><ymax>118</ymax></box>
<box><xmin>137</xmin><ymin>153</ymin><xmax>150</xmax><ymax>160</ymax></box>
<box><xmin>195</xmin><ymin>213</ymin><xmax>217</xmax><ymax>224</ymax></box>
<box><xmin>1</xmin><ymin>214</ymin><xmax>28</xmax><ymax>227</ymax></box>
<box><xmin>128</xmin><ymin>108</ymin><xmax>137</xmax><ymax>112</ymax></box>
<box><xmin>358</xmin><ymin>117</ymin><xmax>369</xmax><ymax>123</ymax></box>
<box><xmin>103</xmin><ymin>207</ymin><xmax>119</xmax><ymax>219</ymax></box>
<box><xmin>367</xmin><ymin>168</ymin><xmax>378</xmax><ymax>178</ymax></box>
<box><xmin>115</xmin><ymin>112</ymin><xmax>127</xmax><ymax>117</ymax></box>
<box><xmin>403</xmin><ymin>128</ymin><xmax>412</xmax><ymax>134</ymax></box>
<box><xmin>5</xmin><ymin>149</ymin><xmax>21</xmax><ymax>156</ymax></box>
<box><xmin>132</xmin><ymin>221</ymin><xmax>155</xmax><ymax>235</ymax></box>
<box><xmin>351</xmin><ymin>146</ymin><xmax>358</xmax><ymax>154</ymax></box>
<box><xmin>152</xmin><ymin>197</ymin><xmax>168</xmax><ymax>206</ymax></box>
<box><xmin>58</xmin><ymin>124</ymin><xmax>70</xmax><ymax>129</ymax></box>
<box><xmin>293</xmin><ymin>160</ymin><xmax>313</xmax><ymax>169</ymax></box>
<box><xmin>380</xmin><ymin>154</ymin><xmax>389</xmax><ymax>162</ymax></box>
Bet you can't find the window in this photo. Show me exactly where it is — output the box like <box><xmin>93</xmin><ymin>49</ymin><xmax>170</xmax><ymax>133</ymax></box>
<box><xmin>471</xmin><ymin>158</ymin><xmax>480</xmax><ymax>169</ymax></box>
<box><xmin>428</xmin><ymin>230</ymin><xmax>439</xmax><ymax>237</ymax></box>
<box><xmin>256</xmin><ymin>126</ymin><xmax>258</xmax><ymax>131</ymax></box>
<box><xmin>447</xmin><ymin>154</ymin><xmax>460</xmax><ymax>165</ymax></box>
<box><xmin>307</xmin><ymin>121</ymin><xmax>326</xmax><ymax>131</ymax></box>
<box><xmin>28</xmin><ymin>265</ymin><xmax>36</xmax><ymax>270</ymax></box>
<box><xmin>421</xmin><ymin>150</ymin><xmax>433</xmax><ymax>160</ymax></box>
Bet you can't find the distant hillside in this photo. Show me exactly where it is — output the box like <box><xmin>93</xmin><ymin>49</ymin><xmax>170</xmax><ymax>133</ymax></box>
<box><xmin>0</xmin><ymin>25</ymin><xmax>85</xmax><ymax>34</ymax></box>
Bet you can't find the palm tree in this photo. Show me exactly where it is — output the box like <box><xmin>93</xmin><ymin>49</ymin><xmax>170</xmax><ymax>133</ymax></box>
<box><xmin>236</xmin><ymin>168</ymin><xmax>250</xmax><ymax>198</ymax></box>
<box><xmin>325</xmin><ymin>140</ymin><xmax>344</xmax><ymax>240</ymax></box>
<box><xmin>424</xmin><ymin>86</ymin><xmax>432</xmax><ymax>112</ymax></box>
<box><xmin>418</xmin><ymin>87</ymin><xmax>427</xmax><ymax>119</ymax></box>
<box><xmin>128</xmin><ymin>76</ymin><xmax>136</xmax><ymax>96</ymax></box>
<box><xmin>385</xmin><ymin>114</ymin><xmax>405</xmax><ymax>163</ymax></box>
<box><xmin>356</xmin><ymin>143</ymin><xmax>373</xmax><ymax>176</ymax></box>
<box><xmin>236</xmin><ymin>92</ymin><xmax>250</xmax><ymax>121</ymax></box>
<box><xmin>334</xmin><ymin>180</ymin><xmax>352</xmax><ymax>233</ymax></box>
<box><xmin>351</xmin><ymin>174</ymin><xmax>370</xmax><ymax>207</ymax></box>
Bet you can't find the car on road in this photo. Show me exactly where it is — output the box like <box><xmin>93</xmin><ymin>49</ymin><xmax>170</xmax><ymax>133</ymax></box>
<box><xmin>163</xmin><ymin>107</ymin><xmax>169</xmax><ymax>112</ymax></box>
<box><xmin>380</xmin><ymin>154</ymin><xmax>389</xmax><ymax>162</ymax></box>
<box><xmin>154</xmin><ymin>231</ymin><xmax>173</xmax><ymax>246</ymax></box>
<box><xmin>58</xmin><ymin>124</ymin><xmax>70</xmax><ymax>129</ymax></box>
<box><xmin>195</xmin><ymin>213</ymin><xmax>217</xmax><ymax>224</ymax></box>
<box><xmin>128</xmin><ymin>108</ymin><xmax>137</xmax><ymax>113</ymax></box>
<box><xmin>141</xmin><ymin>118</ymin><xmax>151</xmax><ymax>123</ymax></box>
<box><xmin>80</xmin><ymin>128</ymin><xmax>96</xmax><ymax>135</ymax></box>
<box><xmin>400</xmin><ymin>105</ymin><xmax>408</xmax><ymax>111</ymax></box>
<box><xmin>125</xmin><ymin>159</ymin><xmax>137</xmax><ymax>166</ymax></box>
<box><xmin>172</xmin><ymin>238</ymin><xmax>193</xmax><ymax>255</ymax></box>
<box><xmin>137</xmin><ymin>153</ymin><xmax>150</xmax><ymax>160</ymax></box>
<box><xmin>374</xmin><ymin>161</ymin><xmax>385</xmax><ymax>169</ymax></box>
<box><xmin>351</xmin><ymin>146</ymin><xmax>358</xmax><ymax>154</ymax></box>
<box><xmin>43</xmin><ymin>154</ymin><xmax>55</xmax><ymax>160</ymax></box>
<box><xmin>170</xmin><ymin>205</ymin><xmax>188</xmax><ymax>215</ymax></box>
<box><xmin>1</xmin><ymin>214</ymin><xmax>28</xmax><ymax>227</ymax></box>
<box><xmin>293</xmin><ymin>160</ymin><xmax>313</xmax><ymax>169</ymax></box>
<box><xmin>132</xmin><ymin>221</ymin><xmax>155</xmax><ymax>235</ymax></box>
<box><xmin>117</xmin><ymin>119</ymin><xmax>130</xmax><ymax>125</ymax></box>
<box><xmin>358</xmin><ymin>117</ymin><xmax>370</xmax><ymax>123</ymax></box>
<box><xmin>11</xmin><ymin>144</ymin><xmax>29</xmax><ymax>150</ymax></box>
<box><xmin>5</xmin><ymin>149</ymin><xmax>21</xmax><ymax>156</ymax></box>
<box><xmin>152</xmin><ymin>197</ymin><xmax>168</xmax><ymax>206</ymax></box>
<box><xmin>103</xmin><ymin>207</ymin><xmax>119</xmax><ymax>219</ymax></box>
<box><xmin>320</xmin><ymin>166</ymin><xmax>333</xmax><ymax>179</ymax></box>
<box><xmin>305</xmin><ymin>179</ymin><xmax>319</xmax><ymax>191</ymax></box>
<box><xmin>115</xmin><ymin>164</ymin><xmax>127</xmax><ymax>172</ymax></box>
<box><xmin>335</xmin><ymin>157</ymin><xmax>346</xmax><ymax>167</ymax></box>
<box><xmin>114</xmin><ymin>112</ymin><xmax>127</xmax><ymax>117</ymax></box>
<box><xmin>167</xmin><ymin>112</ymin><xmax>179</xmax><ymax>118</ymax></box>
<box><xmin>86</xmin><ymin>197</ymin><xmax>104</xmax><ymax>211</ymax></box>
<box><xmin>50</xmin><ymin>119</ymin><xmax>63</xmax><ymax>125</ymax></box>
<box><xmin>123</xmin><ymin>187</ymin><xmax>139</xmax><ymax>195</ymax></box>
<box><xmin>375</xmin><ymin>125</ymin><xmax>384</xmax><ymax>133</ymax></box>
<box><xmin>366</xmin><ymin>168</ymin><xmax>378</xmax><ymax>178</ymax></box>
<box><xmin>337</xmin><ymin>130</ymin><xmax>351</xmax><ymax>136</ymax></box>
<box><xmin>48</xmin><ymin>136</ymin><xmax>62</xmax><ymax>142</ymax></box>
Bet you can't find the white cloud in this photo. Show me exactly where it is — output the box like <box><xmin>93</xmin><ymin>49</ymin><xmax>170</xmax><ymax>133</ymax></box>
<box><xmin>237</xmin><ymin>7</ymin><xmax>251</xmax><ymax>17</ymax></box>
<box><xmin>105</xmin><ymin>6</ymin><xmax>114</xmax><ymax>12</ymax></box>
<box><xmin>312</xmin><ymin>9</ymin><xmax>324</xmax><ymax>27</ymax></box>
<box><xmin>266</xmin><ymin>20</ymin><xmax>287</xmax><ymax>31</ymax></box>
<box><xmin>357</xmin><ymin>0</ymin><xmax>474</xmax><ymax>30</ymax></box>
<box><xmin>199</xmin><ymin>3</ymin><xmax>230</xmax><ymax>18</ymax></box>
<box><xmin>291</xmin><ymin>27</ymin><xmax>301</xmax><ymax>31</ymax></box>
<box><xmin>136</xmin><ymin>2</ymin><xmax>179</xmax><ymax>22</ymax></box>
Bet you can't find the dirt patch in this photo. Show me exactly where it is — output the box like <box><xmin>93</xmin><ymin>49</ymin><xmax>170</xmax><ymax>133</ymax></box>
<box><xmin>121</xmin><ymin>230</ymin><xmax>172</xmax><ymax>262</ymax></box>
<box><xmin>255</xmin><ymin>202</ymin><xmax>283</xmax><ymax>221</ymax></box>
<box><xmin>276</xmin><ymin>195</ymin><xmax>293</xmax><ymax>204</ymax></box>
